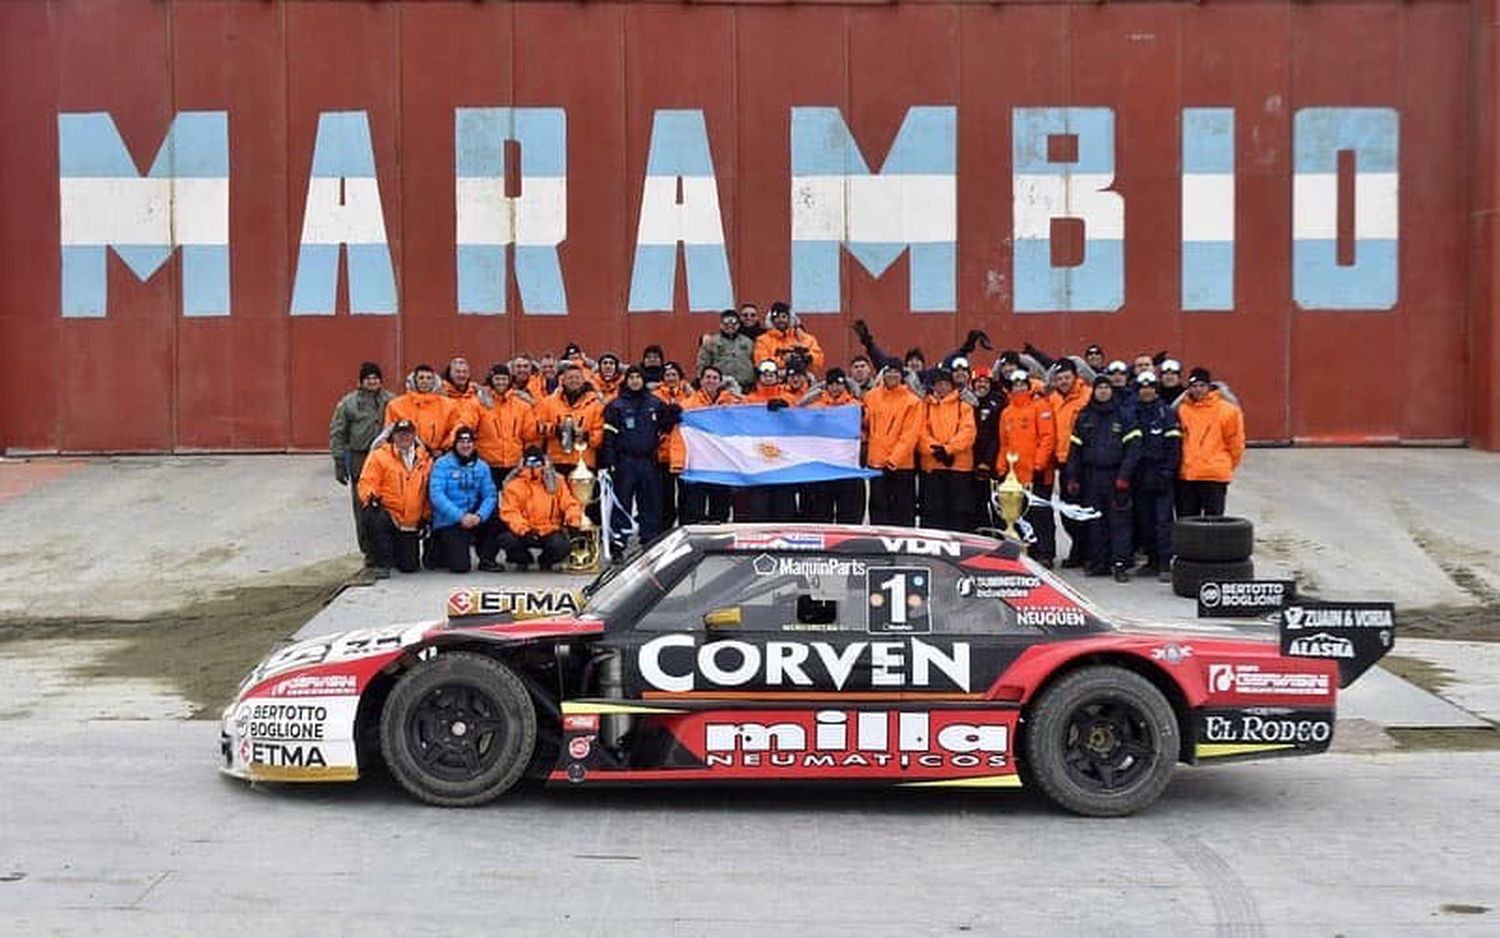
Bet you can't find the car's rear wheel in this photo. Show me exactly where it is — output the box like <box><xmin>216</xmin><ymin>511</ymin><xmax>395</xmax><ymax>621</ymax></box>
<box><xmin>380</xmin><ymin>652</ymin><xmax>536</xmax><ymax>807</ymax></box>
<box><xmin>1025</xmin><ymin>666</ymin><xmax>1178</xmax><ymax>817</ymax></box>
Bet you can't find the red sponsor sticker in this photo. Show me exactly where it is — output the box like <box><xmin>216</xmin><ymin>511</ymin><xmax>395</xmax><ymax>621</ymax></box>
<box><xmin>563</xmin><ymin>714</ymin><xmax>600</xmax><ymax>732</ymax></box>
<box><xmin>568</xmin><ymin>737</ymin><xmax>592</xmax><ymax>759</ymax></box>
<box><xmin>447</xmin><ymin>589</ymin><xmax>475</xmax><ymax>616</ymax></box>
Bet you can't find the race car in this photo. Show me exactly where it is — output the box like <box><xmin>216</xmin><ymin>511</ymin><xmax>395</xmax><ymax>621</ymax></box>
<box><xmin>221</xmin><ymin>524</ymin><xmax>1391</xmax><ymax>816</ymax></box>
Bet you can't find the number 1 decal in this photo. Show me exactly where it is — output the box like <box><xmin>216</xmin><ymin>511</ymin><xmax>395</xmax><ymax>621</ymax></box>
<box><xmin>867</xmin><ymin>566</ymin><xmax>932</xmax><ymax>635</ymax></box>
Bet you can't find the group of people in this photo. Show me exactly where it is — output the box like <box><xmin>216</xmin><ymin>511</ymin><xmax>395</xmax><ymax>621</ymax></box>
<box><xmin>329</xmin><ymin>300</ymin><xmax>1246</xmax><ymax>582</ymax></box>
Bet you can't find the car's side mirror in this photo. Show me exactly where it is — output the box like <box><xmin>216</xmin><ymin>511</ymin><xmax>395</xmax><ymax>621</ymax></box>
<box><xmin>703</xmin><ymin>606</ymin><xmax>742</xmax><ymax>630</ymax></box>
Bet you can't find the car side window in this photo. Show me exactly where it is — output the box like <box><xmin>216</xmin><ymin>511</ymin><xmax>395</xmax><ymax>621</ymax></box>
<box><xmin>923</xmin><ymin>561</ymin><xmax>1040</xmax><ymax>635</ymax></box>
<box><xmin>635</xmin><ymin>552</ymin><xmax>869</xmax><ymax>633</ymax></box>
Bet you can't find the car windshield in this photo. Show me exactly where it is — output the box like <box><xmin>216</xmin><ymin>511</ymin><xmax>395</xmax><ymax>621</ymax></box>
<box><xmin>580</xmin><ymin>529</ymin><xmax>694</xmax><ymax>622</ymax></box>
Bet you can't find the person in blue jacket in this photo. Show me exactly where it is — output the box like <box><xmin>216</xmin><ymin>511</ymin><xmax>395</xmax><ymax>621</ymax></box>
<box><xmin>428</xmin><ymin>426</ymin><xmax>501</xmax><ymax>573</ymax></box>
<box><xmin>1130</xmin><ymin>371</ymin><xmax>1183</xmax><ymax>581</ymax></box>
<box><xmin>1064</xmin><ymin>376</ymin><xmax>1142</xmax><ymax>582</ymax></box>
<box><xmin>601</xmin><ymin>366</ymin><xmax>673</xmax><ymax>560</ymax></box>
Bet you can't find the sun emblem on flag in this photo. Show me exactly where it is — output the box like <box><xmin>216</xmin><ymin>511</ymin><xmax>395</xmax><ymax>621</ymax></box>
<box><xmin>757</xmin><ymin>442</ymin><xmax>784</xmax><ymax>462</ymax></box>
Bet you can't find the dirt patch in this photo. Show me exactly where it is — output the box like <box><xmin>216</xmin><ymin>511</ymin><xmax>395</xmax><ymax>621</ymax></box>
<box><xmin>1396</xmin><ymin>604</ymin><xmax>1500</xmax><ymax>642</ymax></box>
<box><xmin>1380</xmin><ymin>654</ymin><xmax>1456</xmax><ymax>695</ymax></box>
<box><xmin>1386</xmin><ymin>727</ymin><xmax>1500</xmax><ymax>752</ymax></box>
<box><xmin>0</xmin><ymin>557</ymin><xmax>361</xmax><ymax>718</ymax></box>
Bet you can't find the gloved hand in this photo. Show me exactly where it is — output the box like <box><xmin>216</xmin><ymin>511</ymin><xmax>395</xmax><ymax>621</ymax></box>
<box><xmin>334</xmin><ymin>459</ymin><xmax>349</xmax><ymax>486</ymax></box>
<box><xmin>1114</xmin><ymin>478</ymin><xmax>1131</xmax><ymax>493</ymax></box>
<box><xmin>1066</xmin><ymin>480</ymin><xmax>1080</xmax><ymax>497</ymax></box>
<box><xmin>767</xmin><ymin>398</ymin><xmax>790</xmax><ymax>411</ymax></box>
<box><xmin>853</xmin><ymin>319</ymin><xmax>872</xmax><ymax>344</ymax></box>
<box><xmin>967</xmin><ymin>329</ymin><xmax>993</xmax><ymax>351</ymax></box>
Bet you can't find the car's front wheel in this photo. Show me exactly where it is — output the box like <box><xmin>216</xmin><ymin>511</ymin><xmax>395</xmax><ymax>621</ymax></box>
<box><xmin>379</xmin><ymin>652</ymin><xmax>537</xmax><ymax>807</ymax></box>
<box><xmin>1025</xmin><ymin>665</ymin><xmax>1179</xmax><ymax>817</ymax></box>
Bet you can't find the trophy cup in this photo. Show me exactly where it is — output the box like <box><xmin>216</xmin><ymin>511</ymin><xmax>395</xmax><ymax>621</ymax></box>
<box><xmin>564</xmin><ymin>434</ymin><xmax>600</xmax><ymax>574</ymax></box>
<box><xmin>991</xmin><ymin>451</ymin><xmax>1030</xmax><ymax>546</ymax></box>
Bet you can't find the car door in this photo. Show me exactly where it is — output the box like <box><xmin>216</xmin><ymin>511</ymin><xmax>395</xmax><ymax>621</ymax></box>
<box><xmin>565</xmin><ymin>550</ymin><xmax>1035</xmax><ymax>784</ymax></box>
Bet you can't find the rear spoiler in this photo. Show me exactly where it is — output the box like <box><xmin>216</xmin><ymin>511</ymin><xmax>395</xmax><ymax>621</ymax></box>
<box><xmin>1276</xmin><ymin>600</ymin><xmax>1395</xmax><ymax>688</ymax></box>
<box><xmin>446</xmin><ymin>587</ymin><xmax>585</xmax><ymax>624</ymax></box>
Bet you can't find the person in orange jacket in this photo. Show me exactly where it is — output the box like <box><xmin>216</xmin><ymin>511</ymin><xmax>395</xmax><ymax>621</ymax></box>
<box><xmin>743</xmin><ymin>359</ymin><xmax>796</xmax><ymax>405</ymax></box>
<box><xmin>442</xmin><ymin>356</ymin><xmax>483</xmax><ymax>436</ymax></box>
<box><xmin>752</xmin><ymin>301</ymin><xmax>825</xmax><ymax>373</ymax></box>
<box><xmin>998</xmin><ymin>370</ymin><xmax>1059</xmax><ymax>564</ymax></box>
<box><xmin>801</xmin><ymin>368</ymin><xmax>866</xmax><ymax>524</ymax></box>
<box><xmin>1049</xmin><ymin>358</ymin><xmax>1093</xmax><ymax>567</ymax></box>
<box><xmin>474</xmin><ymin>364</ymin><xmax>538</xmax><ymax>487</ymax></box>
<box><xmin>863</xmin><ymin>358</ymin><xmax>923</xmax><ymax>526</ymax></box>
<box><xmin>534</xmin><ymin>363</ymin><xmax>604</xmax><ymax>472</ymax></box>
<box><xmin>741</xmin><ymin>359</ymin><xmax>799</xmax><ymax>521</ymax></box>
<box><xmin>497</xmin><ymin>447</ymin><xmax>583</xmax><ymax>571</ymax></box>
<box><xmin>511</xmin><ymin>356</ymin><xmax>547</xmax><ymax>401</ymax></box>
<box><xmin>918</xmin><ymin>368</ymin><xmax>977</xmax><ymax>531</ymax></box>
<box><xmin>652</xmin><ymin>362</ymin><xmax>693</xmax><ymax>528</ymax></box>
<box><xmin>386</xmin><ymin>364</ymin><xmax>456</xmax><ymax>455</ymax></box>
<box><xmin>1176</xmin><ymin>367</ymin><xmax>1245</xmax><ymax>516</ymax></box>
<box><xmin>595</xmin><ymin>353</ymin><xmax>623</xmax><ymax>402</ymax></box>
<box><xmin>675</xmin><ymin>365</ymin><xmax>742</xmax><ymax>523</ymax></box>
<box><xmin>356</xmin><ymin>419</ymin><xmax>433</xmax><ymax>576</ymax></box>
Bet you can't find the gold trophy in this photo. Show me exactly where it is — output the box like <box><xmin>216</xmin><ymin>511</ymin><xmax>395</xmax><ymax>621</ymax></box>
<box><xmin>991</xmin><ymin>451</ymin><xmax>1030</xmax><ymax>545</ymax></box>
<box><xmin>564</xmin><ymin>434</ymin><xmax>601</xmax><ymax>573</ymax></box>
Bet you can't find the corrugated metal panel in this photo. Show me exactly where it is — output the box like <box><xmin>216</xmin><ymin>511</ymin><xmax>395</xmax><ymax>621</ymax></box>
<box><xmin>0</xmin><ymin>0</ymin><xmax>1482</xmax><ymax>452</ymax></box>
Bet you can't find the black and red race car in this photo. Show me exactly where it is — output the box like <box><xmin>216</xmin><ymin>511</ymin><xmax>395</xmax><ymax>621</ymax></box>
<box><xmin>221</xmin><ymin>524</ymin><xmax>1389</xmax><ymax>816</ymax></box>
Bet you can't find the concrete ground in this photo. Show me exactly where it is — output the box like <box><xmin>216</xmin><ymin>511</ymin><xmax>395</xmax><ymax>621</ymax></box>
<box><xmin>1</xmin><ymin>719</ymin><xmax>1497</xmax><ymax>937</ymax></box>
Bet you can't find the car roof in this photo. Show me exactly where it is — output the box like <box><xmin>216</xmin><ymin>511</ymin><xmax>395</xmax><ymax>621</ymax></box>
<box><xmin>677</xmin><ymin>523</ymin><xmax>1021</xmax><ymax>561</ymax></box>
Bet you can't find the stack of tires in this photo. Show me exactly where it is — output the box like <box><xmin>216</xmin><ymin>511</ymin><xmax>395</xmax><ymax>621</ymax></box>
<box><xmin>1170</xmin><ymin>516</ymin><xmax>1254</xmax><ymax>599</ymax></box>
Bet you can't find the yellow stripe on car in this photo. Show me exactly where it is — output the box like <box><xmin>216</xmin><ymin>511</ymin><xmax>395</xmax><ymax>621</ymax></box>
<box><xmin>561</xmin><ymin>700</ymin><xmax>688</xmax><ymax>715</ymax></box>
<box><xmin>899</xmin><ymin>775</ymin><xmax>1023</xmax><ymax>789</ymax></box>
<box><xmin>1196</xmin><ymin>742</ymin><xmax>1296</xmax><ymax>759</ymax></box>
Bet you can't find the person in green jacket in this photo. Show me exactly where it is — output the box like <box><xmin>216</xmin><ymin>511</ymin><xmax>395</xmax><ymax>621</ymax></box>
<box><xmin>330</xmin><ymin>361</ymin><xmax>395</xmax><ymax>565</ymax></box>
<box><xmin>696</xmin><ymin>308</ymin><xmax>757</xmax><ymax>392</ymax></box>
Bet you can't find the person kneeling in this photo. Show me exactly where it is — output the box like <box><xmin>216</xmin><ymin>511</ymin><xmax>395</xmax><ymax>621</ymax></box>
<box><xmin>428</xmin><ymin>426</ymin><xmax>502</xmax><ymax>573</ymax></box>
<box><xmin>357</xmin><ymin>419</ymin><xmax>433</xmax><ymax>577</ymax></box>
<box><xmin>498</xmin><ymin>447</ymin><xmax>583</xmax><ymax>572</ymax></box>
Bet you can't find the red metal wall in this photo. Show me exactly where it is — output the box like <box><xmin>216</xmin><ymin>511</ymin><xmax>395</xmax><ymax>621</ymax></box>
<box><xmin>0</xmin><ymin>0</ymin><xmax>1482</xmax><ymax>452</ymax></box>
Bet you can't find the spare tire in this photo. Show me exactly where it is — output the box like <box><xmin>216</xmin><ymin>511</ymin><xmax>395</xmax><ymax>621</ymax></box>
<box><xmin>1171</xmin><ymin>557</ymin><xmax>1254</xmax><ymax>599</ymax></box>
<box><xmin>1173</xmin><ymin>516</ymin><xmax>1254</xmax><ymax>563</ymax></box>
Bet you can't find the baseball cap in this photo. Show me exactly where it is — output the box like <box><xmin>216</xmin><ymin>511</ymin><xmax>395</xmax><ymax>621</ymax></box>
<box><xmin>1107</xmin><ymin>360</ymin><xmax>1129</xmax><ymax>374</ymax></box>
<box><xmin>1161</xmin><ymin>359</ymin><xmax>1182</xmax><ymax>373</ymax></box>
<box><xmin>951</xmin><ymin>357</ymin><xmax>970</xmax><ymax>371</ymax></box>
<box><xmin>1136</xmin><ymin>371</ymin><xmax>1158</xmax><ymax>386</ymax></box>
<box><xmin>1188</xmin><ymin>367</ymin><xmax>1213</xmax><ymax>385</ymax></box>
<box><xmin>522</xmin><ymin>446</ymin><xmax>546</xmax><ymax>468</ymax></box>
<box><xmin>453</xmin><ymin>426</ymin><xmax>476</xmax><ymax>443</ymax></box>
<box><xmin>758</xmin><ymin>359</ymin><xmax>779</xmax><ymax>374</ymax></box>
<box><xmin>1093</xmin><ymin>374</ymin><xmax>1112</xmax><ymax>387</ymax></box>
<box><xmin>391</xmin><ymin>419</ymin><xmax>416</xmax><ymax>434</ymax></box>
<box><xmin>1085</xmin><ymin>344</ymin><xmax>1104</xmax><ymax>356</ymax></box>
<box><xmin>1010</xmin><ymin>369</ymin><xmax>1030</xmax><ymax>385</ymax></box>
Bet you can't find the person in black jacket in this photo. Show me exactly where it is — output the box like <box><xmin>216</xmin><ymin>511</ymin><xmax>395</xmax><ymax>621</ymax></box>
<box><xmin>601</xmin><ymin>366</ymin><xmax>671</xmax><ymax>558</ymax></box>
<box><xmin>970</xmin><ymin>368</ymin><xmax>1005</xmax><ymax>529</ymax></box>
<box><xmin>1064</xmin><ymin>375</ymin><xmax>1142</xmax><ymax>582</ymax></box>
<box><xmin>1130</xmin><ymin>371</ymin><xmax>1181</xmax><ymax>582</ymax></box>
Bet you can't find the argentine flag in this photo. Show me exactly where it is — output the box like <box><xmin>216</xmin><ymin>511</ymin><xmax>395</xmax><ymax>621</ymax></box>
<box><xmin>681</xmin><ymin>404</ymin><xmax>878</xmax><ymax>487</ymax></box>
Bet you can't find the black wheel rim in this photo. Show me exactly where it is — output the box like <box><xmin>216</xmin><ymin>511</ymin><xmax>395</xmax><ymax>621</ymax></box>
<box><xmin>1059</xmin><ymin>695</ymin><xmax>1158</xmax><ymax>793</ymax></box>
<box><xmin>404</xmin><ymin>682</ymin><xmax>509</xmax><ymax>782</ymax></box>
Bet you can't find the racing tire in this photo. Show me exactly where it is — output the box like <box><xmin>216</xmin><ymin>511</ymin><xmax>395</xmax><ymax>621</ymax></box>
<box><xmin>1173</xmin><ymin>516</ymin><xmax>1254</xmax><ymax>563</ymax></box>
<box><xmin>1025</xmin><ymin>666</ymin><xmax>1179</xmax><ymax>817</ymax></box>
<box><xmin>380</xmin><ymin>652</ymin><xmax>537</xmax><ymax>807</ymax></box>
<box><xmin>1171</xmin><ymin>556</ymin><xmax>1255</xmax><ymax>599</ymax></box>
